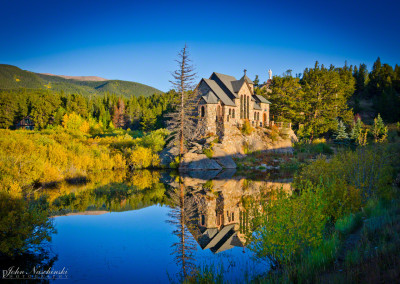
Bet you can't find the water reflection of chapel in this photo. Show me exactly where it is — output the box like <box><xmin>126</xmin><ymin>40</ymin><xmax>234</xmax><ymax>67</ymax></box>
<box><xmin>181</xmin><ymin>171</ymin><xmax>292</xmax><ymax>254</ymax></box>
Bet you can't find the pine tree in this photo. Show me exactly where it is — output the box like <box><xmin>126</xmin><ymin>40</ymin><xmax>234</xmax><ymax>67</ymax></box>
<box><xmin>350</xmin><ymin>116</ymin><xmax>363</xmax><ymax>140</ymax></box>
<box><xmin>140</xmin><ymin>109</ymin><xmax>157</xmax><ymax>131</ymax></box>
<box><xmin>300</xmin><ymin>62</ymin><xmax>354</xmax><ymax>140</ymax></box>
<box><xmin>253</xmin><ymin>75</ymin><xmax>260</xmax><ymax>86</ymax></box>
<box><xmin>268</xmin><ymin>73</ymin><xmax>305</xmax><ymax>127</ymax></box>
<box><xmin>372</xmin><ymin>114</ymin><xmax>388</xmax><ymax>143</ymax></box>
<box><xmin>335</xmin><ymin>120</ymin><xmax>349</xmax><ymax>140</ymax></box>
<box><xmin>0</xmin><ymin>92</ymin><xmax>17</xmax><ymax>128</ymax></box>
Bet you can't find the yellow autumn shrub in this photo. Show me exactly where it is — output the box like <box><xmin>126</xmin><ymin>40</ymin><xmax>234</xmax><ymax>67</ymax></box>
<box><xmin>127</xmin><ymin>146</ymin><xmax>159</xmax><ymax>169</ymax></box>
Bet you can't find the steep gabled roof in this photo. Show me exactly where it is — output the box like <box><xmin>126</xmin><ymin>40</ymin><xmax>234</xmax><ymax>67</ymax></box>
<box><xmin>254</xmin><ymin>94</ymin><xmax>271</xmax><ymax>104</ymax></box>
<box><xmin>210</xmin><ymin>72</ymin><xmax>238</xmax><ymax>98</ymax></box>
<box><xmin>201</xmin><ymin>91</ymin><xmax>218</xmax><ymax>104</ymax></box>
<box><xmin>231</xmin><ymin>77</ymin><xmax>245</xmax><ymax>93</ymax></box>
<box><xmin>203</xmin><ymin>78</ymin><xmax>236</xmax><ymax>106</ymax></box>
<box><xmin>241</xmin><ymin>74</ymin><xmax>254</xmax><ymax>84</ymax></box>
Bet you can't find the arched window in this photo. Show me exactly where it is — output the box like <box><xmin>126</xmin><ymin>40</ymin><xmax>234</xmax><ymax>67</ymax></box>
<box><xmin>201</xmin><ymin>106</ymin><xmax>205</xmax><ymax>118</ymax></box>
<box><xmin>254</xmin><ymin>112</ymin><xmax>256</xmax><ymax>120</ymax></box>
<box><xmin>240</xmin><ymin>96</ymin><xmax>243</xmax><ymax>118</ymax></box>
<box><xmin>246</xmin><ymin>96</ymin><xmax>248</xmax><ymax>119</ymax></box>
<box><xmin>232</xmin><ymin>109</ymin><xmax>235</xmax><ymax>118</ymax></box>
<box><xmin>216</xmin><ymin>105</ymin><xmax>221</xmax><ymax>120</ymax></box>
<box><xmin>229</xmin><ymin>109</ymin><xmax>231</xmax><ymax>116</ymax></box>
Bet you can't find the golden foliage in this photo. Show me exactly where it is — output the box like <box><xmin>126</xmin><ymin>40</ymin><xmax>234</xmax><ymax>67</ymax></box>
<box><xmin>0</xmin><ymin>129</ymin><xmax>127</xmax><ymax>193</ymax></box>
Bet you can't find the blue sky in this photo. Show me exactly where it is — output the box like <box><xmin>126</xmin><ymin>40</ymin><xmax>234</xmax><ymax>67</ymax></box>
<box><xmin>1</xmin><ymin>0</ymin><xmax>399</xmax><ymax>91</ymax></box>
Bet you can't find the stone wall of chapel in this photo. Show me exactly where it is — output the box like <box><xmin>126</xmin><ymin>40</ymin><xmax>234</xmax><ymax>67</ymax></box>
<box><xmin>237</xmin><ymin>83</ymin><xmax>253</xmax><ymax>123</ymax></box>
<box><xmin>260</xmin><ymin>102</ymin><xmax>270</xmax><ymax>126</ymax></box>
<box><xmin>195</xmin><ymin>79</ymin><xmax>271</xmax><ymax>138</ymax></box>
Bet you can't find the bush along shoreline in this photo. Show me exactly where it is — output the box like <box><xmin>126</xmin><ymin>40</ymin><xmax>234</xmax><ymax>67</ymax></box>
<box><xmin>245</xmin><ymin>142</ymin><xmax>400</xmax><ymax>283</ymax></box>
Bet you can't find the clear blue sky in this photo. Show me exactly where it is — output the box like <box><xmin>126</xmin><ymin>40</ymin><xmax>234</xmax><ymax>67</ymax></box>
<box><xmin>1</xmin><ymin>0</ymin><xmax>399</xmax><ymax>92</ymax></box>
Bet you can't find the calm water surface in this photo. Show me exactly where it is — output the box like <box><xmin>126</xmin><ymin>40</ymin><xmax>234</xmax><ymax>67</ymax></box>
<box><xmin>11</xmin><ymin>170</ymin><xmax>293</xmax><ymax>283</ymax></box>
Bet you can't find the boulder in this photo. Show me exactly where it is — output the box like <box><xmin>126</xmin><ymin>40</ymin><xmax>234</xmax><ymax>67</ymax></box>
<box><xmin>179</xmin><ymin>152</ymin><xmax>222</xmax><ymax>171</ymax></box>
<box><xmin>212</xmin><ymin>146</ymin><xmax>237</xmax><ymax>169</ymax></box>
<box><xmin>159</xmin><ymin>146</ymin><xmax>179</xmax><ymax>167</ymax></box>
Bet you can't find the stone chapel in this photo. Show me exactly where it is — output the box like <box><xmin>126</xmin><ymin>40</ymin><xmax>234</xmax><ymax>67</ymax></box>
<box><xmin>195</xmin><ymin>71</ymin><xmax>271</xmax><ymax>137</ymax></box>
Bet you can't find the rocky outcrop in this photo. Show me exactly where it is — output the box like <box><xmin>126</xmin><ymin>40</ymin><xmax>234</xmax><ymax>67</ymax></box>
<box><xmin>159</xmin><ymin>146</ymin><xmax>179</xmax><ymax>167</ymax></box>
<box><xmin>159</xmin><ymin>125</ymin><xmax>297</xmax><ymax>169</ymax></box>
<box><xmin>179</xmin><ymin>152</ymin><xmax>223</xmax><ymax>171</ymax></box>
<box><xmin>212</xmin><ymin>146</ymin><xmax>237</xmax><ymax>169</ymax></box>
<box><xmin>219</xmin><ymin>126</ymin><xmax>297</xmax><ymax>155</ymax></box>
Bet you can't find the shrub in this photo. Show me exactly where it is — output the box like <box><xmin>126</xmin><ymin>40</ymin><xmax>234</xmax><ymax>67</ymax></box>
<box><xmin>127</xmin><ymin>146</ymin><xmax>159</xmax><ymax>169</ymax></box>
<box><xmin>269</xmin><ymin>124</ymin><xmax>280</xmax><ymax>141</ymax></box>
<box><xmin>203</xmin><ymin>147</ymin><xmax>213</xmax><ymax>158</ymax></box>
<box><xmin>62</xmin><ymin>112</ymin><xmax>90</xmax><ymax>133</ymax></box>
<box><xmin>0</xmin><ymin>129</ymin><xmax>127</xmax><ymax>192</ymax></box>
<box><xmin>295</xmin><ymin>145</ymin><xmax>394</xmax><ymax>220</ymax></box>
<box><xmin>242</xmin><ymin>141</ymin><xmax>250</xmax><ymax>154</ymax></box>
<box><xmin>295</xmin><ymin>141</ymin><xmax>333</xmax><ymax>155</ymax></box>
<box><xmin>312</xmin><ymin>138</ymin><xmax>326</xmax><ymax>144</ymax></box>
<box><xmin>241</xmin><ymin>119</ymin><xmax>253</xmax><ymax>135</ymax></box>
<box><xmin>169</xmin><ymin>156</ymin><xmax>180</xmax><ymax>169</ymax></box>
<box><xmin>249</xmin><ymin>185</ymin><xmax>327</xmax><ymax>266</ymax></box>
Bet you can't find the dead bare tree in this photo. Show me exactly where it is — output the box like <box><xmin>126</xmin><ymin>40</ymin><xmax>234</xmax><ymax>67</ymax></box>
<box><xmin>166</xmin><ymin>179</ymin><xmax>198</xmax><ymax>280</ymax></box>
<box><xmin>166</xmin><ymin>44</ymin><xmax>197</xmax><ymax>161</ymax></box>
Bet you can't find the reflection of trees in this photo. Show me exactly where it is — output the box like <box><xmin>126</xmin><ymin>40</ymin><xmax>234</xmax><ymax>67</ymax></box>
<box><xmin>0</xmin><ymin>248</ymin><xmax>58</xmax><ymax>283</ymax></box>
<box><xmin>46</xmin><ymin>171</ymin><xmax>168</xmax><ymax>214</ymax></box>
<box><xmin>166</xmin><ymin>173</ymin><xmax>293</xmax><ymax>258</ymax></box>
<box><xmin>0</xmin><ymin>192</ymin><xmax>55</xmax><ymax>257</ymax></box>
<box><xmin>0</xmin><ymin>192</ymin><xmax>58</xmax><ymax>283</ymax></box>
<box><xmin>166</xmin><ymin>178</ymin><xmax>197</xmax><ymax>281</ymax></box>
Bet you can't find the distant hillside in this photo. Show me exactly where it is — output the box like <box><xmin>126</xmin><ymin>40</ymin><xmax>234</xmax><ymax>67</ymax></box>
<box><xmin>0</xmin><ymin>64</ymin><xmax>163</xmax><ymax>97</ymax></box>
<box><xmin>40</xmin><ymin>73</ymin><xmax>108</xmax><ymax>81</ymax></box>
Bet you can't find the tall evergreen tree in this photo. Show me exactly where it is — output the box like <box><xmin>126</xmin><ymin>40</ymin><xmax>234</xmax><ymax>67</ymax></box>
<box><xmin>268</xmin><ymin>73</ymin><xmax>305</xmax><ymax>127</ymax></box>
<box><xmin>300</xmin><ymin>62</ymin><xmax>354</xmax><ymax>140</ymax></box>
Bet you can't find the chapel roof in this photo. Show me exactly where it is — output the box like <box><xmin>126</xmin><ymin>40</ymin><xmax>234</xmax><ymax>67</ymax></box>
<box><xmin>201</xmin><ymin>91</ymin><xmax>219</xmax><ymax>104</ymax></box>
<box><xmin>202</xmin><ymin>78</ymin><xmax>236</xmax><ymax>106</ymax></box>
<box><xmin>254</xmin><ymin>94</ymin><xmax>271</xmax><ymax>104</ymax></box>
<box><xmin>253</xmin><ymin>102</ymin><xmax>262</xmax><ymax>110</ymax></box>
<box><xmin>198</xmin><ymin>72</ymin><xmax>264</xmax><ymax>107</ymax></box>
<box><xmin>241</xmin><ymin>74</ymin><xmax>254</xmax><ymax>84</ymax></box>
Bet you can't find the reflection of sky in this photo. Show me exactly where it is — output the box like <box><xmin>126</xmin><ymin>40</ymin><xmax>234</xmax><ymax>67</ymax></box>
<box><xmin>50</xmin><ymin>205</ymin><xmax>267</xmax><ymax>283</ymax></box>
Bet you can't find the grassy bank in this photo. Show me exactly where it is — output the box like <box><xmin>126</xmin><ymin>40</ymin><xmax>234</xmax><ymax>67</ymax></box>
<box><xmin>248</xmin><ymin>142</ymin><xmax>400</xmax><ymax>283</ymax></box>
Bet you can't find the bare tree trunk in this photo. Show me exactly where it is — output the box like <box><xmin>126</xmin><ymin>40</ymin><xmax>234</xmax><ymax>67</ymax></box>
<box><xmin>166</xmin><ymin>44</ymin><xmax>197</xmax><ymax>164</ymax></box>
<box><xmin>180</xmin><ymin>55</ymin><xmax>185</xmax><ymax>158</ymax></box>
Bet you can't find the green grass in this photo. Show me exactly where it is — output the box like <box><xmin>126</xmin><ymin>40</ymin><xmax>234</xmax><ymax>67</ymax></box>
<box><xmin>295</xmin><ymin>141</ymin><xmax>334</xmax><ymax>155</ymax></box>
<box><xmin>335</xmin><ymin>213</ymin><xmax>363</xmax><ymax>235</ymax></box>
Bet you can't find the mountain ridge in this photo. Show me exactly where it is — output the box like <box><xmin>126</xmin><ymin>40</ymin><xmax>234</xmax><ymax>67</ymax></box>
<box><xmin>39</xmin><ymin>73</ymin><xmax>108</xmax><ymax>82</ymax></box>
<box><xmin>0</xmin><ymin>64</ymin><xmax>163</xmax><ymax>98</ymax></box>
